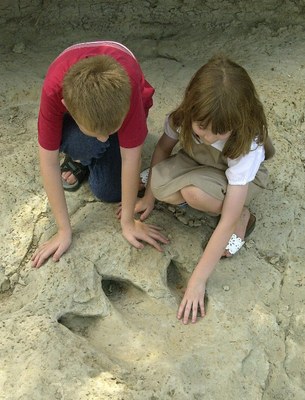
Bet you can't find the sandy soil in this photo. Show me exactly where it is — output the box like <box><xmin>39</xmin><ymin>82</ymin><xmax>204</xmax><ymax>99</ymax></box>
<box><xmin>0</xmin><ymin>5</ymin><xmax>305</xmax><ymax>400</ymax></box>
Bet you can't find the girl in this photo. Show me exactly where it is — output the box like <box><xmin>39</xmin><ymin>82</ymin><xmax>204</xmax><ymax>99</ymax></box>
<box><xmin>136</xmin><ymin>55</ymin><xmax>275</xmax><ymax>324</ymax></box>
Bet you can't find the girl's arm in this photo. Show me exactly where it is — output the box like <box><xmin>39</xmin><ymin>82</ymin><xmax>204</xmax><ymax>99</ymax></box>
<box><xmin>264</xmin><ymin>136</ymin><xmax>275</xmax><ymax>160</ymax></box>
<box><xmin>31</xmin><ymin>145</ymin><xmax>72</xmax><ymax>268</ymax></box>
<box><xmin>177</xmin><ymin>183</ymin><xmax>249</xmax><ymax>324</ymax></box>
<box><xmin>136</xmin><ymin>132</ymin><xmax>178</xmax><ymax>220</ymax></box>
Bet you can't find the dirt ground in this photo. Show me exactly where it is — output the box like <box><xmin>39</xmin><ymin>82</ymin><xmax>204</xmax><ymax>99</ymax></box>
<box><xmin>0</xmin><ymin>2</ymin><xmax>305</xmax><ymax>399</ymax></box>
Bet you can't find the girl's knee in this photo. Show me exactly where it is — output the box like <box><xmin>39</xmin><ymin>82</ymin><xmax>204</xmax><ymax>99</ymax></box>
<box><xmin>180</xmin><ymin>186</ymin><xmax>199</xmax><ymax>205</ymax></box>
<box><xmin>181</xmin><ymin>186</ymin><xmax>222</xmax><ymax>213</ymax></box>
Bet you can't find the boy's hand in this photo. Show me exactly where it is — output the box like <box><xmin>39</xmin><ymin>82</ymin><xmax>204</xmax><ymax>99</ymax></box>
<box><xmin>31</xmin><ymin>229</ymin><xmax>72</xmax><ymax>268</ymax></box>
<box><xmin>121</xmin><ymin>219</ymin><xmax>169</xmax><ymax>252</ymax></box>
<box><xmin>177</xmin><ymin>276</ymin><xmax>206</xmax><ymax>324</ymax></box>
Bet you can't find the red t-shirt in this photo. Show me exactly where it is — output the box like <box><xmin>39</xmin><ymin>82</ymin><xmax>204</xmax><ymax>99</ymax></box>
<box><xmin>38</xmin><ymin>41</ymin><xmax>155</xmax><ymax>150</ymax></box>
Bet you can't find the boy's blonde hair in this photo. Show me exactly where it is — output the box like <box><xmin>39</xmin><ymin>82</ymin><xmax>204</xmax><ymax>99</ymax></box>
<box><xmin>171</xmin><ymin>55</ymin><xmax>268</xmax><ymax>159</ymax></box>
<box><xmin>63</xmin><ymin>55</ymin><xmax>131</xmax><ymax>134</ymax></box>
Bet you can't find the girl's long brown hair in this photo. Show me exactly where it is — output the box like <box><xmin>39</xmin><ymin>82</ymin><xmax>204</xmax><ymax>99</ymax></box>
<box><xmin>171</xmin><ymin>55</ymin><xmax>268</xmax><ymax>159</ymax></box>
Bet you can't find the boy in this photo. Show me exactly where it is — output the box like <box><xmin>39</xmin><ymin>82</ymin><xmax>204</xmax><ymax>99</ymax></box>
<box><xmin>32</xmin><ymin>41</ymin><xmax>168</xmax><ymax>268</ymax></box>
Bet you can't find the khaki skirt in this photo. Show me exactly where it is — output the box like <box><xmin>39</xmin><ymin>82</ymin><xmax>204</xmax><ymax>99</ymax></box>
<box><xmin>151</xmin><ymin>150</ymin><xmax>269</xmax><ymax>207</ymax></box>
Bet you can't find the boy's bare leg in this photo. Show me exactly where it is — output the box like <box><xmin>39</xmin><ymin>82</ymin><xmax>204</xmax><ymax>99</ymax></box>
<box><xmin>62</xmin><ymin>166</ymin><xmax>79</xmax><ymax>185</ymax></box>
<box><xmin>60</xmin><ymin>158</ymin><xmax>81</xmax><ymax>185</ymax></box>
<box><xmin>62</xmin><ymin>171</ymin><xmax>77</xmax><ymax>184</ymax></box>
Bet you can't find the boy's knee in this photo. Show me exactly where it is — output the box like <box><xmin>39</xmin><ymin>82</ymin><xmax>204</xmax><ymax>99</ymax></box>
<box><xmin>90</xmin><ymin>182</ymin><xmax>121</xmax><ymax>203</ymax></box>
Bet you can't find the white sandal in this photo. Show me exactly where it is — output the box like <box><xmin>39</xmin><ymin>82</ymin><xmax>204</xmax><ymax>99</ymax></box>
<box><xmin>223</xmin><ymin>213</ymin><xmax>256</xmax><ymax>257</ymax></box>
<box><xmin>225</xmin><ymin>234</ymin><xmax>245</xmax><ymax>255</ymax></box>
<box><xmin>140</xmin><ymin>168</ymin><xmax>150</xmax><ymax>187</ymax></box>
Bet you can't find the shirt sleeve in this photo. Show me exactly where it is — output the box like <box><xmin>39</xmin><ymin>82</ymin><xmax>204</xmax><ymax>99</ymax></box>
<box><xmin>164</xmin><ymin>115</ymin><xmax>179</xmax><ymax>140</ymax></box>
<box><xmin>226</xmin><ymin>142</ymin><xmax>265</xmax><ymax>185</ymax></box>
<box><xmin>38</xmin><ymin>88</ymin><xmax>66</xmax><ymax>150</ymax></box>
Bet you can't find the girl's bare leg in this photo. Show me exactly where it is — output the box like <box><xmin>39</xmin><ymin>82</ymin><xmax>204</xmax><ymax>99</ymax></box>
<box><xmin>176</xmin><ymin>186</ymin><xmax>251</xmax><ymax>257</ymax></box>
<box><xmin>180</xmin><ymin>185</ymin><xmax>223</xmax><ymax>214</ymax></box>
<box><xmin>161</xmin><ymin>191</ymin><xmax>187</xmax><ymax>205</ymax></box>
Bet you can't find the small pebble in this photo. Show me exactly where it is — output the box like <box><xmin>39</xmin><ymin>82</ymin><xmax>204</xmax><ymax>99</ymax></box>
<box><xmin>244</xmin><ymin>239</ymin><xmax>255</xmax><ymax>249</ymax></box>
<box><xmin>192</xmin><ymin>220</ymin><xmax>202</xmax><ymax>227</ymax></box>
<box><xmin>9</xmin><ymin>273</ymin><xmax>19</xmax><ymax>285</ymax></box>
<box><xmin>176</xmin><ymin>215</ymin><xmax>188</xmax><ymax>225</ymax></box>
<box><xmin>12</xmin><ymin>42</ymin><xmax>26</xmax><ymax>54</ymax></box>
<box><xmin>268</xmin><ymin>256</ymin><xmax>280</xmax><ymax>265</ymax></box>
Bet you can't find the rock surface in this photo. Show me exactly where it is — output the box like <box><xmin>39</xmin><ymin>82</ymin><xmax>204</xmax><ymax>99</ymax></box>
<box><xmin>0</xmin><ymin>1</ymin><xmax>305</xmax><ymax>399</ymax></box>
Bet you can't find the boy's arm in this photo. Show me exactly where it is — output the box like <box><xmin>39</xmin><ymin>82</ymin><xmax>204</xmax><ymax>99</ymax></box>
<box><xmin>120</xmin><ymin>145</ymin><xmax>169</xmax><ymax>251</ymax></box>
<box><xmin>31</xmin><ymin>145</ymin><xmax>72</xmax><ymax>268</ymax></box>
<box><xmin>177</xmin><ymin>184</ymin><xmax>248</xmax><ymax>324</ymax></box>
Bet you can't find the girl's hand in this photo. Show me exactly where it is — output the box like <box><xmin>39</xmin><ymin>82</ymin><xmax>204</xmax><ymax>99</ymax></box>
<box><xmin>116</xmin><ymin>196</ymin><xmax>155</xmax><ymax>221</ymax></box>
<box><xmin>134</xmin><ymin>196</ymin><xmax>155</xmax><ymax>221</ymax></box>
<box><xmin>31</xmin><ymin>230</ymin><xmax>72</xmax><ymax>268</ymax></box>
<box><xmin>177</xmin><ymin>276</ymin><xmax>206</xmax><ymax>324</ymax></box>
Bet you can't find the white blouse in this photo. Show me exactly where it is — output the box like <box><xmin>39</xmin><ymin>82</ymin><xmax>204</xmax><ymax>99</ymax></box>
<box><xmin>164</xmin><ymin>115</ymin><xmax>265</xmax><ymax>185</ymax></box>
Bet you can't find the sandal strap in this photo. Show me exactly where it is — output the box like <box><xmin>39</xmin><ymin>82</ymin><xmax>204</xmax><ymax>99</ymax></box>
<box><xmin>225</xmin><ymin>234</ymin><xmax>245</xmax><ymax>255</ymax></box>
<box><xmin>140</xmin><ymin>168</ymin><xmax>150</xmax><ymax>187</ymax></box>
<box><xmin>61</xmin><ymin>156</ymin><xmax>88</xmax><ymax>179</ymax></box>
